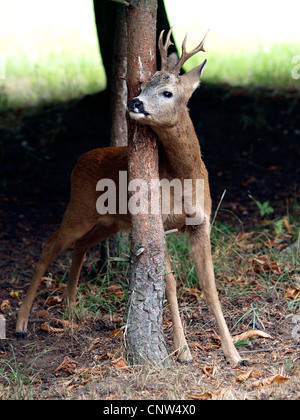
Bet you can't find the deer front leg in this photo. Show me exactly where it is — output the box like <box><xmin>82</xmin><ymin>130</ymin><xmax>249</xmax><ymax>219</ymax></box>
<box><xmin>189</xmin><ymin>221</ymin><xmax>241</xmax><ymax>366</ymax></box>
<box><xmin>165</xmin><ymin>253</ymin><xmax>192</xmax><ymax>363</ymax></box>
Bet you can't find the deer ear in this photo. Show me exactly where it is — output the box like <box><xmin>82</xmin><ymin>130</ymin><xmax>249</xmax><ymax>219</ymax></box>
<box><xmin>180</xmin><ymin>59</ymin><xmax>207</xmax><ymax>92</ymax></box>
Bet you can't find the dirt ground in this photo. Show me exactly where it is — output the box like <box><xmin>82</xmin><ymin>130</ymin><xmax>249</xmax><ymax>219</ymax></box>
<box><xmin>0</xmin><ymin>83</ymin><xmax>299</xmax><ymax>400</ymax></box>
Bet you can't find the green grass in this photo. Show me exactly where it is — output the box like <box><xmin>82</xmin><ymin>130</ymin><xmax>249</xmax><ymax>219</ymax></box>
<box><xmin>1</xmin><ymin>53</ymin><xmax>105</xmax><ymax>109</ymax></box>
<box><xmin>0</xmin><ymin>0</ymin><xmax>299</xmax><ymax>112</ymax></box>
<box><xmin>0</xmin><ymin>347</ymin><xmax>37</xmax><ymax>399</ymax></box>
<box><xmin>186</xmin><ymin>43</ymin><xmax>300</xmax><ymax>89</ymax></box>
<box><xmin>0</xmin><ymin>0</ymin><xmax>105</xmax><ymax>111</ymax></box>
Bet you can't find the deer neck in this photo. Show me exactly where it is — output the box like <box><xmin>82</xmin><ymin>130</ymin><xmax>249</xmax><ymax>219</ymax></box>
<box><xmin>154</xmin><ymin>109</ymin><xmax>203</xmax><ymax>181</ymax></box>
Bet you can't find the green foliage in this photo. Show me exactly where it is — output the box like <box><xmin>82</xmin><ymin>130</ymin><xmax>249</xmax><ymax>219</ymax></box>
<box><xmin>255</xmin><ymin>201</ymin><xmax>275</xmax><ymax>218</ymax></box>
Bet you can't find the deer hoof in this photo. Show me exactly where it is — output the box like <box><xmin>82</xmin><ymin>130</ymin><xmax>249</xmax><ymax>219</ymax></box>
<box><xmin>15</xmin><ymin>331</ymin><xmax>27</xmax><ymax>339</ymax></box>
<box><xmin>179</xmin><ymin>358</ymin><xmax>193</xmax><ymax>365</ymax></box>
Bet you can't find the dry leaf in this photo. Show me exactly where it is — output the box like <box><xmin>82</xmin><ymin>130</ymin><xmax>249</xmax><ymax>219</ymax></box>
<box><xmin>41</xmin><ymin>318</ymin><xmax>78</xmax><ymax>333</ymax></box>
<box><xmin>95</xmin><ymin>352</ymin><xmax>114</xmax><ymax>361</ymax></box>
<box><xmin>10</xmin><ymin>290</ymin><xmax>21</xmax><ymax>299</ymax></box>
<box><xmin>186</xmin><ymin>392</ymin><xmax>212</xmax><ymax>400</ymax></box>
<box><xmin>251</xmin><ymin>256</ymin><xmax>281</xmax><ymax>275</ymax></box>
<box><xmin>252</xmin><ymin>374</ymin><xmax>289</xmax><ymax>388</ymax></box>
<box><xmin>110</xmin><ymin>328</ymin><xmax>123</xmax><ymax>339</ymax></box>
<box><xmin>111</xmin><ymin>356</ymin><xmax>130</xmax><ymax>373</ymax></box>
<box><xmin>251</xmin><ymin>369</ymin><xmax>265</xmax><ymax>379</ymax></box>
<box><xmin>232</xmin><ymin>329</ymin><xmax>274</xmax><ymax>343</ymax></box>
<box><xmin>88</xmin><ymin>337</ymin><xmax>105</xmax><ymax>351</ymax></box>
<box><xmin>0</xmin><ymin>299</ymin><xmax>10</xmax><ymax>312</ymax></box>
<box><xmin>282</xmin><ymin>216</ymin><xmax>291</xmax><ymax>232</ymax></box>
<box><xmin>212</xmin><ymin>386</ymin><xmax>231</xmax><ymax>399</ymax></box>
<box><xmin>182</xmin><ymin>287</ymin><xmax>204</xmax><ymax>300</ymax></box>
<box><xmin>236</xmin><ymin>369</ymin><xmax>253</xmax><ymax>382</ymax></box>
<box><xmin>284</xmin><ymin>286</ymin><xmax>300</xmax><ymax>300</ymax></box>
<box><xmin>54</xmin><ymin>356</ymin><xmax>79</xmax><ymax>376</ymax></box>
<box><xmin>202</xmin><ymin>366</ymin><xmax>214</xmax><ymax>379</ymax></box>
<box><xmin>37</xmin><ymin>310</ymin><xmax>48</xmax><ymax>318</ymax></box>
<box><xmin>46</xmin><ymin>295</ymin><xmax>62</xmax><ymax>306</ymax></box>
<box><xmin>90</xmin><ymin>366</ymin><xmax>108</xmax><ymax>376</ymax></box>
<box><xmin>41</xmin><ymin>321</ymin><xmax>64</xmax><ymax>334</ymax></box>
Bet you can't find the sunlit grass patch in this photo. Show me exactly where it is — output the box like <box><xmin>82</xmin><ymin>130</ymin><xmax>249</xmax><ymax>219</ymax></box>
<box><xmin>2</xmin><ymin>53</ymin><xmax>105</xmax><ymax>109</ymax></box>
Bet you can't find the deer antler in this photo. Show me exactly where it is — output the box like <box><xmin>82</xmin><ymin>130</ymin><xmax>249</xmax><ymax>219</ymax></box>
<box><xmin>159</xmin><ymin>30</ymin><xmax>209</xmax><ymax>75</ymax></box>
<box><xmin>172</xmin><ymin>30</ymin><xmax>209</xmax><ymax>74</ymax></box>
<box><xmin>158</xmin><ymin>29</ymin><xmax>174</xmax><ymax>71</ymax></box>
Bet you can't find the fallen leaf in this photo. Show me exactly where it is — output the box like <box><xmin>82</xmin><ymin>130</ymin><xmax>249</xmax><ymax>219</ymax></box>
<box><xmin>95</xmin><ymin>352</ymin><xmax>114</xmax><ymax>361</ymax></box>
<box><xmin>251</xmin><ymin>256</ymin><xmax>281</xmax><ymax>275</ymax></box>
<box><xmin>10</xmin><ymin>290</ymin><xmax>21</xmax><ymax>299</ymax></box>
<box><xmin>232</xmin><ymin>329</ymin><xmax>274</xmax><ymax>343</ymax></box>
<box><xmin>88</xmin><ymin>337</ymin><xmax>105</xmax><ymax>351</ymax></box>
<box><xmin>54</xmin><ymin>356</ymin><xmax>79</xmax><ymax>376</ymax></box>
<box><xmin>202</xmin><ymin>365</ymin><xmax>214</xmax><ymax>379</ymax></box>
<box><xmin>41</xmin><ymin>318</ymin><xmax>78</xmax><ymax>333</ymax></box>
<box><xmin>90</xmin><ymin>366</ymin><xmax>108</xmax><ymax>376</ymax></box>
<box><xmin>182</xmin><ymin>287</ymin><xmax>204</xmax><ymax>300</ymax></box>
<box><xmin>110</xmin><ymin>328</ymin><xmax>123</xmax><ymax>339</ymax></box>
<box><xmin>284</xmin><ymin>285</ymin><xmax>300</xmax><ymax>300</ymax></box>
<box><xmin>111</xmin><ymin>356</ymin><xmax>130</xmax><ymax>373</ymax></box>
<box><xmin>282</xmin><ymin>216</ymin><xmax>291</xmax><ymax>232</ymax></box>
<box><xmin>251</xmin><ymin>369</ymin><xmax>264</xmax><ymax>379</ymax></box>
<box><xmin>37</xmin><ymin>310</ymin><xmax>48</xmax><ymax>318</ymax></box>
<box><xmin>236</xmin><ymin>369</ymin><xmax>253</xmax><ymax>382</ymax></box>
<box><xmin>211</xmin><ymin>386</ymin><xmax>231</xmax><ymax>399</ymax></box>
<box><xmin>186</xmin><ymin>392</ymin><xmax>212</xmax><ymax>400</ymax></box>
<box><xmin>252</xmin><ymin>374</ymin><xmax>289</xmax><ymax>388</ymax></box>
<box><xmin>41</xmin><ymin>321</ymin><xmax>64</xmax><ymax>334</ymax></box>
<box><xmin>0</xmin><ymin>300</ymin><xmax>10</xmax><ymax>312</ymax></box>
<box><xmin>45</xmin><ymin>295</ymin><xmax>62</xmax><ymax>306</ymax></box>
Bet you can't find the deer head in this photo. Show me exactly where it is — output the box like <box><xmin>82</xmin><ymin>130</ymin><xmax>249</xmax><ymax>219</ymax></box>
<box><xmin>128</xmin><ymin>29</ymin><xmax>208</xmax><ymax>128</ymax></box>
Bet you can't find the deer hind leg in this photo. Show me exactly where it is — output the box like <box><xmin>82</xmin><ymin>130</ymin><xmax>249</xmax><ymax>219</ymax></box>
<box><xmin>63</xmin><ymin>223</ymin><xmax>120</xmax><ymax>307</ymax></box>
<box><xmin>15</xmin><ymin>221</ymin><xmax>94</xmax><ymax>338</ymax></box>
<box><xmin>165</xmin><ymin>252</ymin><xmax>192</xmax><ymax>363</ymax></box>
<box><xmin>189</xmin><ymin>219</ymin><xmax>241</xmax><ymax>366</ymax></box>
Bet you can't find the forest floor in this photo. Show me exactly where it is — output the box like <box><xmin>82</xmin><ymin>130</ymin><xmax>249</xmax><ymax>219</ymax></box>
<box><xmin>0</xmin><ymin>83</ymin><xmax>299</xmax><ymax>400</ymax></box>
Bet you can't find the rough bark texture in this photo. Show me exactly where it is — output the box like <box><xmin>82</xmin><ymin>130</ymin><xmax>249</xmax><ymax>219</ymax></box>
<box><xmin>93</xmin><ymin>0</ymin><xmax>174</xmax><ymax>97</ymax></box>
<box><xmin>111</xmin><ymin>5</ymin><xmax>128</xmax><ymax>147</ymax></box>
<box><xmin>95</xmin><ymin>3</ymin><xmax>128</xmax><ymax>267</ymax></box>
<box><xmin>125</xmin><ymin>0</ymin><xmax>169</xmax><ymax>366</ymax></box>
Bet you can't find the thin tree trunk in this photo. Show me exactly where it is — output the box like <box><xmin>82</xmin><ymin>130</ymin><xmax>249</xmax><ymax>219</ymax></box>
<box><xmin>99</xmin><ymin>4</ymin><xmax>128</xmax><ymax>268</ymax></box>
<box><xmin>111</xmin><ymin>4</ymin><xmax>128</xmax><ymax>146</ymax></box>
<box><xmin>124</xmin><ymin>0</ymin><xmax>170</xmax><ymax>366</ymax></box>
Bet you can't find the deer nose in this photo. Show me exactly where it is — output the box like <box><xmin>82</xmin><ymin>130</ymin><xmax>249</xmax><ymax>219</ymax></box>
<box><xmin>128</xmin><ymin>98</ymin><xmax>144</xmax><ymax>114</ymax></box>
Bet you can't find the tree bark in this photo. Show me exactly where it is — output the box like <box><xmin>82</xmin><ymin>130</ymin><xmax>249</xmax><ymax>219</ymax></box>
<box><xmin>111</xmin><ymin>4</ymin><xmax>128</xmax><ymax>147</ymax></box>
<box><xmin>93</xmin><ymin>0</ymin><xmax>174</xmax><ymax>98</ymax></box>
<box><xmin>124</xmin><ymin>0</ymin><xmax>170</xmax><ymax>366</ymax></box>
<box><xmin>96</xmin><ymin>3</ymin><xmax>128</xmax><ymax>269</ymax></box>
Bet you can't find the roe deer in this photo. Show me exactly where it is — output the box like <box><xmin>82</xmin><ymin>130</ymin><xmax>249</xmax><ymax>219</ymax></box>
<box><xmin>16</xmin><ymin>30</ymin><xmax>241</xmax><ymax>366</ymax></box>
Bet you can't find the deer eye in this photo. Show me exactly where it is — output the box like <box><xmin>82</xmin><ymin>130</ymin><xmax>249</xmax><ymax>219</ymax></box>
<box><xmin>162</xmin><ymin>91</ymin><xmax>173</xmax><ymax>98</ymax></box>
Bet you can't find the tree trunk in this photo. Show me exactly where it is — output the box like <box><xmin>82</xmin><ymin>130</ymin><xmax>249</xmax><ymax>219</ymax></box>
<box><xmin>93</xmin><ymin>0</ymin><xmax>174</xmax><ymax>98</ymax></box>
<box><xmin>93</xmin><ymin>0</ymin><xmax>116</xmax><ymax>100</ymax></box>
<box><xmin>97</xmin><ymin>3</ymin><xmax>128</xmax><ymax>269</ymax></box>
<box><xmin>124</xmin><ymin>0</ymin><xmax>170</xmax><ymax>366</ymax></box>
<box><xmin>111</xmin><ymin>4</ymin><xmax>128</xmax><ymax>147</ymax></box>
